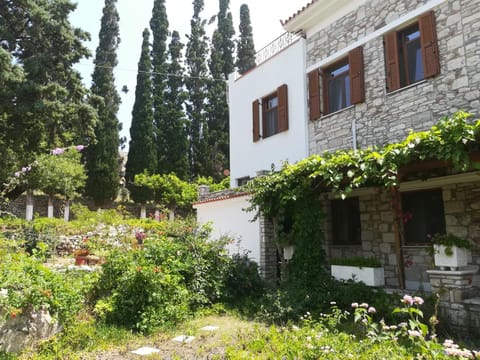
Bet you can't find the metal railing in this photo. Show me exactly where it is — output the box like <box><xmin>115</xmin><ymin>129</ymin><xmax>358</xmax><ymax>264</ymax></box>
<box><xmin>255</xmin><ymin>32</ymin><xmax>302</xmax><ymax>67</ymax></box>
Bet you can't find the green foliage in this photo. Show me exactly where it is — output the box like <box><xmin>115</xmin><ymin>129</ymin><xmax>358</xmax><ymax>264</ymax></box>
<box><xmin>430</xmin><ymin>233</ymin><xmax>475</xmax><ymax>254</ymax></box>
<box><xmin>162</xmin><ymin>30</ymin><xmax>189</xmax><ymax>179</ymax></box>
<box><xmin>134</xmin><ymin>172</ymin><xmax>198</xmax><ymax>214</ymax></box>
<box><xmin>126</xmin><ymin>28</ymin><xmax>156</xmax><ymax>204</ymax></box>
<box><xmin>196</xmin><ymin>176</ymin><xmax>230</xmax><ymax>192</ymax></box>
<box><xmin>236</xmin><ymin>4</ymin><xmax>256</xmax><ymax>75</ymax></box>
<box><xmin>92</xmin><ymin>222</ymin><xmax>231</xmax><ymax>332</ymax></box>
<box><xmin>331</xmin><ymin>256</ymin><xmax>382</xmax><ymax>268</ymax></box>
<box><xmin>85</xmin><ymin>0</ymin><xmax>121</xmax><ymax>205</ymax></box>
<box><xmin>0</xmin><ymin>248</ymin><xmax>97</xmax><ymax>325</ymax></box>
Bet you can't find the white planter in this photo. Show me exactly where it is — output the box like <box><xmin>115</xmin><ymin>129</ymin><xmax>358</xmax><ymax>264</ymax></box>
<box><xmin>283</xmin><ymin>245</ymin><xmax>294</xmax><ymax>260</ymax></box>
<box><xmin>331</xmin><ymin>265</ymin><xmax>385</xmax><ymax>287</ymax></box>
<box><xmin>433</xmin><ymin>244</ymin><xmax>470</xmax><ymax>269</ymax></box>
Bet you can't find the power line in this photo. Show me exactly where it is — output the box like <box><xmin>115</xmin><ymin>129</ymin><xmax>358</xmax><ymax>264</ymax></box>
<box><xmin>76</xmin><ymin>62</ymin><xmax>228</xmax><ymax>82</ymax></box>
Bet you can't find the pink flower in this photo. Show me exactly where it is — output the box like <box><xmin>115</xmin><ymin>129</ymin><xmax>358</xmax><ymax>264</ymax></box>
<box><xmin>401</xmin><ymin>295</ymin><xmax>414</xmax><ymax>306</ymax></box>
<box><xmin>407</xmin><ymin>330</ymin><xmax>422</xmax><ymax>338</ymax></box>
<box><xmin>413</xmin><ymin>296</ymin><xmax>424</xmax><ymax>305</ymax></box>
<box><xmin>368</xmin><ymin>306</ymin><xmax>376</xmax><ymax>314</ymax></box>
<box><xmin>75</xmin><ymin>144</ymin><xmax>85</xmax><ymax>151</ymax></box>
<box><xmin>359</xmin><ymin>303</ymin><xmax>369</xmax><ymax>308</ymax></box>
<box><xmin>14</xmin><ymin>171</ymin><xmax>21</xmax><ymax>177</ymax></box>
<box><xmin>351</xmin><ymin>302</ymin><xmax>359</xmax><ymax>308</ymax></box>
<box><xmin>52</xmin><ymin>148</ymin><xmax>65</xmax><ymax>155</ymax></box>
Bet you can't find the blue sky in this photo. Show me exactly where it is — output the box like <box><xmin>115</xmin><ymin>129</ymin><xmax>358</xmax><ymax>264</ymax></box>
<box><xmin>70</xmin><ymin>1</ymin><xmax>305</xmax><ymax>148</ymax></box>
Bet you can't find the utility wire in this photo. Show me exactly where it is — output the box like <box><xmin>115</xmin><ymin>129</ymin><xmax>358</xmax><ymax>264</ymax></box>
<box><xmin>76</xmin><ymin>62</ymin><xmax>228</xmax><ymax>82</ymax></box>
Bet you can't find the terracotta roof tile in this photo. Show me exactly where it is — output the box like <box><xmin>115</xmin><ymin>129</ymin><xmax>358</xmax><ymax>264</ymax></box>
<box><xmin>281</xmin><ymin>0</ymin><xmax>318</xmax><ymax>26</ymax></box>
<box><xmin>193</xmin><ymin>191</ymin><xmax>250</xmax><ymax>205</ymax></box>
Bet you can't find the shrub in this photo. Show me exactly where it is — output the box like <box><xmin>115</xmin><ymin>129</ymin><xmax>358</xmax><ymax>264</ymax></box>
<box><xmin>92</xmin><ymin>221</ymin><xmax>232</xmax><ymax>333</ymax></box>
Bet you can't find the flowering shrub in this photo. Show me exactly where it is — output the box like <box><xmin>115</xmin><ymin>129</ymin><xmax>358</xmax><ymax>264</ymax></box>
<box><xmin>92</xmin><ymin>222</ymin><xmax>233</xmax><ymax>333</ymax></box>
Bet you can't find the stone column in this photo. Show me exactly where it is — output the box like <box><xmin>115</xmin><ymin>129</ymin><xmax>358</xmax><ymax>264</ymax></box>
<box><xmin>259</xmin><ymin>214</ymin><xmax>278</xmax><ymax>284</ymax></box>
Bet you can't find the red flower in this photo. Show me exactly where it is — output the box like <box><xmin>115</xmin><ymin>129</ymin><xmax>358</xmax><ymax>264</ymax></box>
<box><xmin>136</xmin><ymin>266</ymin><xmax>142</xmax><ymax>272</ymax></box>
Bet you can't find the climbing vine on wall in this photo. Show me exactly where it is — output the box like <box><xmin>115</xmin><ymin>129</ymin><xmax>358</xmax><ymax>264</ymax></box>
<box><xmin>247</xmin><ymin>111</ymin><xmax>480</xmax><ymax>272</ymax></box>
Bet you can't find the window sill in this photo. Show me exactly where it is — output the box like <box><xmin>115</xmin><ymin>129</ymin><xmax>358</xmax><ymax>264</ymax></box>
<box><xmin>402</xmin><ymin>244</ymin><xmax>431</xmax><ymax>249</ymax></box>
<box><xmin>386</xmin><ymin>79</ymin><xmax>427</xmax><ymax>96</ymax></box>
<box><xmin>321</xmin><ymin>105</ymin><xmax>354</xmax><ymax>119</ymax></box>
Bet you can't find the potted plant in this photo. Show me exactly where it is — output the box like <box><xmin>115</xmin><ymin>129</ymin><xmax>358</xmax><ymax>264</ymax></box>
<box><xmin>73</xmin><ymin>248</ymin><xmax>90</xmax><ymax>266</ymax></box>
<box><xmin>330</xmin><ymin>256</ymin><xmax>385</xmax><ymax>287</ymax></box>
<box><xmin>431</xmin><ymin>233</ymin><xmax>474</xmax><ymax>270</ymax></box>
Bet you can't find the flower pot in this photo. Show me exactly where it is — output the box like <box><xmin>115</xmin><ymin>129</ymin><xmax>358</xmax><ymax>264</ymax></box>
<box><xmin>283</xmin><ymin>245</ymin><xmax>294</xmax><ymax>260</ymax></box>
<box><xmin>433</xmin><ymin>244</ymin><xmax>470</xmax><ymax>270</ymax></box>
<box><xmin>75</xmin><ymin>255</ymin><xmax>88</xmax><ymax>266</ymax></box>
<box><xmin>331</xmin><ymin>265</ymin><xmax>385</xmax><ymax>287</ymax></box>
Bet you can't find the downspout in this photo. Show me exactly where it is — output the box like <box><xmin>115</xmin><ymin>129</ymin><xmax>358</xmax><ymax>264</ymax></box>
<box><xmin>352</xmin><ymin>118</ymin><xmax>357</xmax><ymax>151</ymax></box>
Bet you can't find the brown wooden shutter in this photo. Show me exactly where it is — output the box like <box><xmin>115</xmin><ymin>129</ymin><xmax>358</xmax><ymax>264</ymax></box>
<box><xmin>384</xmin><ymin>31</ymin><xmax>400</xmax><ymax>92</ymax></box>
<box><xmin>419</xmin><ymin>11</ymin><xmax>440</xmax><ymax>78</ymax></box>
<box><xmin>308</xmin><ymin>70</ymin><xmax>321</xmax><ymax>120</ymax></box>
<box><xmin>277</xmin><ymin>84</ymin><xmax>288</xmax><ymax>132</ymax></box>
<box><xmin>321</xmin><ymin>70</ymin><xmax>329</xmax><ymax>115</ymax></box>
<box><xmin>252</xmin><ymin>99</ymin><xmax>260</xmax><ymax>142</ymax></box>
<box><xmin>349</xmin><ymin>47</ymin><xmax>365</xmax><ymax>104</ymax></box>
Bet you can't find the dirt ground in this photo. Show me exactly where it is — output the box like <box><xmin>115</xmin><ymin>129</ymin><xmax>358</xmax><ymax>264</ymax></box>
<box><xmin>84</xmin><ymin>315</ymin><xmax>256</xmax><ymax>360</ymax></box>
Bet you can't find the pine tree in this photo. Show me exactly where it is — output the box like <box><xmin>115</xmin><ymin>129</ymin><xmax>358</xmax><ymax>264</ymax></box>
<box><xmin>125</xmin><ymin>28</ymin><xmax>156</xmax><ymax>203</ymax></box>
<box><xmin>236</xmin><ymin>4</ymin><xmax>256</xmax><ymax>75</ymax></box>
<box><xmin>185</xmin><ymin>0</ymin><xmax>209</xmax><ymax>178</ymax></box>
<box><xmin>85</xmin><ymin>0</ymin><xmax>121</xmax><ymax>206</ymax></box>
<box><xmin>162</xmin><ymin>31</ymin><xmax>189</xmax><ymax>180</ymax></box>
<box><xmin>150</xmin><ymin>0</ymin><xmax>169</xmax><ymax>174</ymax></box>
<box><xmin>206</xmin><ymin>0</ymin><xmax>235</xmax><ymax>178</ymax></box>
<box><xmin>0</xmin><ymin>0</ymin><xmax>97</xmax><ymax>189</ymax></box>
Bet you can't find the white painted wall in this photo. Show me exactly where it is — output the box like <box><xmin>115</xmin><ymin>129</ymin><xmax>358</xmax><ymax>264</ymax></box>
<box><xmin>194</xmin><ymin>195</ymin><xmax>260</xmax><ymax>264</ymax></box>
<box><xmin>228</xmin><ymin>39</ymin><xmax>308</xmax><ymax>188</ymax></box>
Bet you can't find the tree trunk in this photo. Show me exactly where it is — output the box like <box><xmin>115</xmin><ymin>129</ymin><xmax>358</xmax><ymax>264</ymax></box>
<box><xmin>47</xmin><ymin>194</ymin><xmax>54</xmax><ymax>218</ymax></box>
<box><xmin>26</xmin><ymin>190</ymin><xmax>34</xmax><ymax>221</ymax></box>
<box><xmin>140</xmin><ymin>204</ymin><xmax>146</xmax><ymax>219</ymax></box>
<box><xmin>64</xmin><ymin>199</ymin><xmax>70</xmax><ymax>222</ymax></box>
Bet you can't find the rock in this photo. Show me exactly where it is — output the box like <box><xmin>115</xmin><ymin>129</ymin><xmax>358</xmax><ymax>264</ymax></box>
<box><xmin>0</xmin><ymin>307</ymin><xmax>61</xmax><ymax>353</ymax></box>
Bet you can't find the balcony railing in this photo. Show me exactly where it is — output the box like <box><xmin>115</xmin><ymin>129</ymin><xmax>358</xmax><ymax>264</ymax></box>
<box><xmin>255</xmin><ymin>32</ymin><xmax>302</xmax><ymax>67</ymax></box>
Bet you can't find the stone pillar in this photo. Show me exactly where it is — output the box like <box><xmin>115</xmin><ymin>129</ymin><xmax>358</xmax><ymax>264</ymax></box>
<box><xmin>259</xmin><ymin>214</ymin><xmax>278</xmax><ymax>284</ymax></box>
<box><xmin>198</xmin><ymin>185</ymin><xmax>210</xmax><ymax>200</ymax></box>
<box><xmin>427</xmin><ymin>266</ymin><xmax>479</xmax><ymax>335</ymax></box>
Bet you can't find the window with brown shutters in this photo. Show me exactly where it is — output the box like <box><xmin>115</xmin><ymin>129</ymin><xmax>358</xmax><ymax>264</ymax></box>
<box><xmin>252</xmin><ymin>84</ymin><xmax>289</xmax><ymax>141</ymax></box>
<box><xmin>319</xmin><ymin>47</ymin><xmax>365</xmax><ymax>115</ymax></box>
<box><xmin>384</xmin><ymin>11</ymin><xmax>440</xmax><ymax>93</ymax></box>
<box><xmin>308</xmin><ymin>70</ymin><xmax>321</xmax><ymax>120</ymax></box>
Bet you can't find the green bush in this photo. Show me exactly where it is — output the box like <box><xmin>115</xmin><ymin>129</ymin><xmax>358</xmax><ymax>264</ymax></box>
<box><xmin>92</xmin><ymin>221</ymin><xmax>232</xmax><ymax>333</ymax></box>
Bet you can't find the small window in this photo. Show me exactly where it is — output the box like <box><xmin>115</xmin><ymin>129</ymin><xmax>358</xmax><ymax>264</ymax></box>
<box><xmin>331</xmin><ymin>197</ymin><xmax>361</xmax><ymax>245</ymax></box>
<box><xmin>263</xmin><ymin>94</ymin><xmax>279</xmax><ymax>137</ymax></box>
<box><xmin>252</xmin><ymin>84</ymin><xmax>288</xmax><ymax>141</ymax></box>
<box><xmin>236</xmin><ymin>176</ymin><xmax>250</xmax><ymax>187</ymax></box>
<box><xmin>325</xmin><ymin>59</ymin><xmax>351</xmax><ymax>114</ymax></box>
<box><xmin>401</xmin><ymin>189</ymin><xmax>446</xmax><ymax>245</ymax></box>
<box><xmin>385</xmin><ymin>11</ymin><xmax>440</xmax><ymax>92</ymax></box>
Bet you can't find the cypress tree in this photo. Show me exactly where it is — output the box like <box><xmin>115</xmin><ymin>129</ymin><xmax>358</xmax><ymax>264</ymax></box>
<box><xmin>85</xmin><ymin>0</ymin><xmax>121</xmax><ymax>206</ymax></box>
<box><xmin>206</xmin><ymin>0</ymin><xmax>235</xmax><ymax>178</ymax></box>
<box><xmin>150</xmin><ymin>0</ymin><xmax>169</xmax><ymax>174</ymax></box>
<box><xmin>236</xmin><ymin>4</ymin><xmax>256</xmax><ymax>75</ymax></box>
<box><xmin>162</xmin><ymin>31</ymin><xmax>189</xmax><ymax>180</ymax></box>
<box><xmin>125</xmin><ymin>29</ymin><xmax>156</xmax><ymax>203</ymax></box>
<box><xmin>185</xmin><ymin>0</ymin><xmax>209</xmax><ymax>178</ymax></box>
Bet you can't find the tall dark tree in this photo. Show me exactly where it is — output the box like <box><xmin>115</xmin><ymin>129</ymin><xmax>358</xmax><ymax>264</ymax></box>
<box><xmin>126</xmin><ymin>29</ymin><xmax>156</xmax><ymax>203</ymax></box>
<box><xmin>236</xmin><ymin>4</ymin><xmax>256</xmax><ymax>75</ymax></box>
<box><xmin>0</xmin><ymin>0</ymin><xmax>97</xmax><ymax>193</ymax></box>
<box><xmin>150</xmin><ymin>0</ymin><xmax>170</xmax><ymax>173</ymax></box>
<box><xmin>206</xmin><ymin>0</ymin><xmax>235</xmax><ymax>178</ymax></box>
<box><xmin>185</xmin><ymin>0</ymin><xmax>209</xmax><ymax>178</ymax></box>
<box><xmin>85</xmin><ymin>0</ymin><xmax>121</xmax><ymax>205</ymax></box>
<box><xmin>162</xmin><ymin>31</ymin><xmax>189</xmax><ymax>180</ymax></box>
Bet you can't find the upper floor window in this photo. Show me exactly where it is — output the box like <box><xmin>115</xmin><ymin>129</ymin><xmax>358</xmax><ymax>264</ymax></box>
<box><xmin>324</xmin><ymin>59</ymin><xmax>351</xmax><ymax>113</ymax></box>
<box><xmin>385</xmin><ymin>11</ymin><xmax>440</xmax><ymax>92</ymax></box>
<box><xmin>252</xmin><ymin>84</ymin><xmax>288</xmax><ymax>142</ymax></box>
<box><xmin>263</xmin><ymin>94</ymin><xmax>279</xmax><ymax>137</ymax></box>
<box><xmin>308</xmin><ymin>47</ymin><xmax>364</xmax><ymax>120</ymax></box>
<box><xmin>401</xmin><ymin>189</ymin><xmax>446</xmax><ymax>245</ymax></box>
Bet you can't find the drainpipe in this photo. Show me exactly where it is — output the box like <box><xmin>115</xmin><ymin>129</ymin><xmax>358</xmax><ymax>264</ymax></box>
<box><xmin>352</xmin><ymin>118</ymin><xmax>357</xmax><ymax>151</ymax></box>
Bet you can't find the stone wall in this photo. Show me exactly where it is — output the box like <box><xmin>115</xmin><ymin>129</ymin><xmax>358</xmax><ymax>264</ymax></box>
<box><xmin>307</xmin><ymin>0</ymin><xmax>480</xmax><ymax>154</ymax></box>
<box><xmin>325</xmin><ymin>180</ymin><xmax>480</xmax><ymax>290</ymax></box>
<box><xmin>259</xmin><ymin>215</ymin><xmax>278</xmax><ymax>283</ymax></box>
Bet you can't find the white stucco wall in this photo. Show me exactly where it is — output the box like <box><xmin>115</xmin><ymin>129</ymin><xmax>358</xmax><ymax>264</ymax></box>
<box><xmin>193</xmin><ymin>195</ymin><xmax>260</xmax><ymax>264</ymax></box>
<box><xmin>228</xmin><ymin>38</ymin><xmax>308</xmax><ymax>188</ymax></box>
